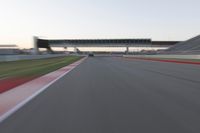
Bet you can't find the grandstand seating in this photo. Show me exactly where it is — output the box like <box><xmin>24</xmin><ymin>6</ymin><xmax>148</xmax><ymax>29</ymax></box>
<box><xmin>163</xmin><ymin>35</ymin><xmax>200</xmax><ymax>54</ymax></box>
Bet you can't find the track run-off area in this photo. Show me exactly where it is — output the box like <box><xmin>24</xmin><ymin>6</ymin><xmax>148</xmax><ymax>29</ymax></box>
<box><xmin>0</xmin><ymin>56</ymin><xmax>82</xmax><ymax>93</ymax></box>
<box><xmin>0</xmin><ymin>56</ymin><xmax>200</xmax><ymax>133</ymax></box>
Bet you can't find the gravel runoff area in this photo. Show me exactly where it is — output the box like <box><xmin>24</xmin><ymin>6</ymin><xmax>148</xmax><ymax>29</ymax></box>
<box><xmin>0</xmin><ymin>56</ymin><xmax>82</xmax><ymax>93</ymax></box>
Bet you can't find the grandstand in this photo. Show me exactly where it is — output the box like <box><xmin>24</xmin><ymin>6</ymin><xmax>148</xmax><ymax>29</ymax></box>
<box><xmin>164</xmin><ymin>35</ymin><xmax>200</xmax><ymax>54</ymax></box>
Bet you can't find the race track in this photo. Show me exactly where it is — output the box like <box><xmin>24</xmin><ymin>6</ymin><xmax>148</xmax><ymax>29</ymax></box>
<box><xmin>1</xmin><ymin>57</ymin><xmax>200</xmax><ymax>133</ymax></box>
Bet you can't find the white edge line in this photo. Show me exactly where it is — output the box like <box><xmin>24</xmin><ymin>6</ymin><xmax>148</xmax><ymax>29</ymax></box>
<box><xmin>0</xmin><ymin>57</ymin><xmax>86</xmax><ymax>123</ymax></box>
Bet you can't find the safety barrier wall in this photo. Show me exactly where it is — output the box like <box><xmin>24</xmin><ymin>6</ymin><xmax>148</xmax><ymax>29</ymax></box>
<box><xmin>0</xmin><ymin>54</ymin><xmax>67</xmax><ymax>62</ymax></box>
<box><xmin>123</xmin><ymin>54</ymin><xmax>200</xmax><ymax>59</ymax></box>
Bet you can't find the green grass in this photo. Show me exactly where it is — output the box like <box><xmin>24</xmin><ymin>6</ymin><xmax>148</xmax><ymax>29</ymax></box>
<box><xmin>0</xmin><ymin>56</ymin><xmax>82</xmax><ymax>80</ymax></box>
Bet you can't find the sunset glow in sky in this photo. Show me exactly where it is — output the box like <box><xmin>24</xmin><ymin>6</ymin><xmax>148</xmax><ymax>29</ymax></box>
<box><xmin>0</xmin><ymin>0</ymin><xmax>200</xmax><ymax>48</ymax></box>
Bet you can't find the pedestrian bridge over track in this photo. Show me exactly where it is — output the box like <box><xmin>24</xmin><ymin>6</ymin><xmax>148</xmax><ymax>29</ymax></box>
<box><xmin>33</xmin><ymin>37</ymin><xmax>178</xmax><ymax>53</ymax></box>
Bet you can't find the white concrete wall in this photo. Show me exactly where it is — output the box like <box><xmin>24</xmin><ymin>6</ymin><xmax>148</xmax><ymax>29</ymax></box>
<box><xmin>0</xmin><ymin>54</ymin><xmax>67</xmax><ymax>62</ymax></box>
<box><xmin>124</xmin><ymin>54</ymin><xmax>200</xmax><ymax>60</ymax></box>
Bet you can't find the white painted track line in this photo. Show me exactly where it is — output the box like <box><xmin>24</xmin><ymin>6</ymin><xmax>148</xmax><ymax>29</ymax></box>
<box><xmin>0</xmin><ymin>57</ymin><xmax>87</xmax><ymax>123</ymax></box>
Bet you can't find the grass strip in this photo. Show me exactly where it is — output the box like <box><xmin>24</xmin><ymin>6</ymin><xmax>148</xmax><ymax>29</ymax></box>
<box><xmin>0</xmin><ymin>56</ymin><xmax>82</xmax><ymax>80</ymax></box>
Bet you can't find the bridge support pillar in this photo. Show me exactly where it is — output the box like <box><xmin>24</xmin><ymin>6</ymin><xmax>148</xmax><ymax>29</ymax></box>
<box><xmin>126</xmin><ymin>47</ymin><xmax>129</xmax><ymax>54</ymax></box>
<box><xmin>74</xmin><ymin>47</ymin><xmax>77</xmax><ymax>53</ymax></box>
<box><xmin>33</xmin><ymin>36</ymin><xmax>39</xmax><ymax>54</ymax></box>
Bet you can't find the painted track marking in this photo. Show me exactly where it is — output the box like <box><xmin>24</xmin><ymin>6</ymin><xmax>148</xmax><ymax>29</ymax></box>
<box><xmin>0</xmin><ymin>57</ymin><xmax>87</xmax><ymax>123</ymax></box>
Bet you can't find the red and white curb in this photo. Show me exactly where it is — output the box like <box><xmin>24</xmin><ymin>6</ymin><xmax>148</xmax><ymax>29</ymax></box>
<box><xmin>0</xmin><ymin>57</ymin><xmax>87</xmax><ymax>123</ymax></box>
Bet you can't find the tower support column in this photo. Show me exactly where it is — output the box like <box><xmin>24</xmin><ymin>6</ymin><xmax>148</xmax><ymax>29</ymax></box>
<box><xmin>33</xmin><ymin>36</ymin><xmax>39</xmax><ymax>54</ymax></box>
<box><xmin>126</xmin><ymin>46</ymin><xmax>129</xmax><ymax>54</ymax></box>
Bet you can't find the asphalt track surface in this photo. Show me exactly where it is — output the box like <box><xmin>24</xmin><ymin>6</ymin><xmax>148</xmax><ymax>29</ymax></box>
<box><xmin>1</xmin><ymin>57</ymin><xmax>200</xmax><ymax>133</ymax></box>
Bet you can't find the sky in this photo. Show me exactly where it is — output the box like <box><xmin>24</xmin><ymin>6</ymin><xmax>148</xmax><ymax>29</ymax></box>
<box><xmin>0</xmin><ymin>0</ymin><xmax>200</xmax><ymax>48</ymax></box>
